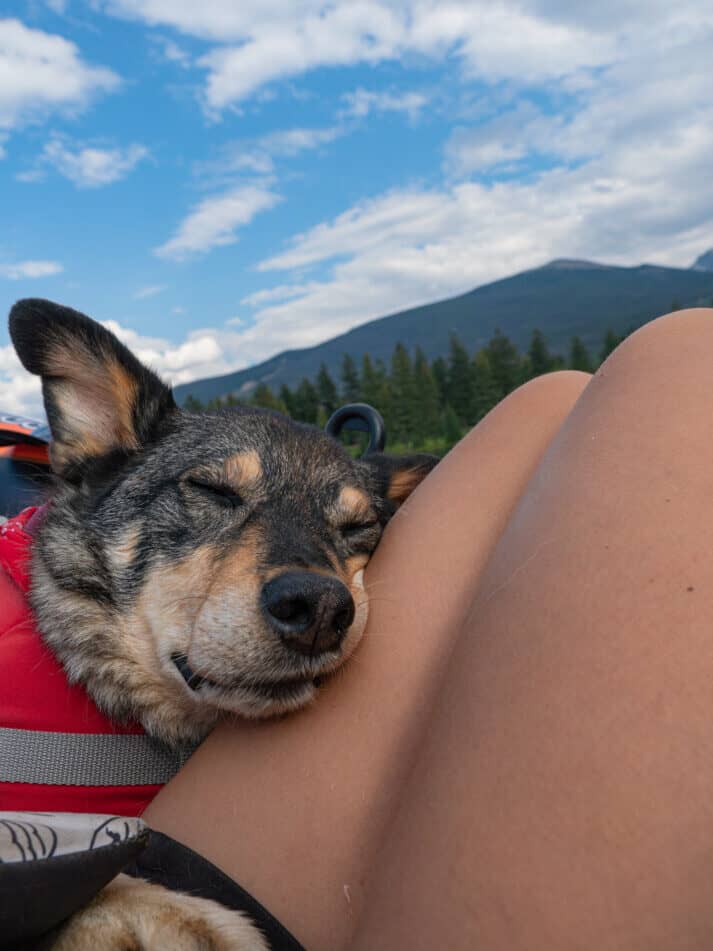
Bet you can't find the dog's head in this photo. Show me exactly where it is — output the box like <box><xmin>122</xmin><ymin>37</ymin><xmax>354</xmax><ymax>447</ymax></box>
<box><xmin>9</xmin><ymin>299</ymin><xmax>437</xmax><ymax>744</ymax></box>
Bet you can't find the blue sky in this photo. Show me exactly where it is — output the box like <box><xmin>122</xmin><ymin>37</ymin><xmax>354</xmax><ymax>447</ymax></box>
<box><xmin>1</xmin><ymin>1</ymin><xmax>712</xmax><ymax>416</ymax></box>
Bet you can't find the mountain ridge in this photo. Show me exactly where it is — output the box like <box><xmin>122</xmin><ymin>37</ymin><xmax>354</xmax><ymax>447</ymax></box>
<box><xmin>174</xmin><ymin>255</ymin><xmax>713</xmax><ymax>405</ymax></box>
<box><xmin>692</xmin><ymin>248</ymin><xmax>713</xmax><ymax>272</ymax></box>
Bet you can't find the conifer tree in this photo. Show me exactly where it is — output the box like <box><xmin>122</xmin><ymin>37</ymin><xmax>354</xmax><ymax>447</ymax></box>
<box><xmin>184</xmin><ymin>394</ymin><xmax>203</xmax><ymax>411</ymax></box>
<box><xmin>251</xmin><ymin>383</ymin><xmax>282</xmax><ymax>412</ymax></box>
<box><xmin>486</xmin><ymin>328</ymin><xmax>523</xmax><ymax>399</ymax></box>
<box><xmin>316</xmin><ymin>363</ymin><xmax>338</xmax><ymax>415</ymax></box>
<box><xmin>361</xmin><ymin>353</ymin><xmax>392</xmax><ymax>424</ymax></box>
<box><xmin>360</xmin><ymin>354</ymin><xmax>380</xmax><ymax>407</ymax></box>
<box><xmin>340</xmin><ymin>354</ymin><xmax>361</xmax><ymax>402</ymax></box>
<box><xmin>390</xmin><ymin>343</ymin><xmax>417</xmax><ymax>444</ymax></box>
<box><xmin>413</xmin><ymin>347</ymin><xmax>441</xmax><ymax>441</ymax></box>
<box><xmin>291</xmin><ymin>378</ymin><xmax>320</xmax><ymax>424</ymax></box>
<box><xmin>569</xmin><ymin>336</ymin><xmax>594</xmax><ymax>373</ymax></box>
<box><xmin>431</xmin><ymin>355</ymin><xmax>448</xmax><ymax>408</ymax></box>
<box><xmin>446</xmin><ymin>335</ymin><xmax>474</xmax><ymax>426</ymax></box>
<box><xmin>443</xmin><ymin>403</ymin><xmax>462</xmax><ymax>444</ymax></box>
<box><xmin>279</xmin><ymin>384</ymin><xmax>295</xmax><ymax>417</ymax></box>
<box><xmin>599</xmin><ymin>328</ymin><xmax>624</xmax><ymax>364</ymax></box>
<box><xmin>471</xmin><ymin>349</ymin><xmax>501</xmax><ymax>421</ymax></box>
<box><xmin>528</xmin><ymin>329</ymin><xmax>556</xmax><ymax>377</ymax></box>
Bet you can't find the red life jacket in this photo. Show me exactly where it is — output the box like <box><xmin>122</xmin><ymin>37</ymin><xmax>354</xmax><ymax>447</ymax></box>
<box><xmin>0</xmin><ymin>507</ymin><xmax>190</xmax><ymax>816</ymax></box>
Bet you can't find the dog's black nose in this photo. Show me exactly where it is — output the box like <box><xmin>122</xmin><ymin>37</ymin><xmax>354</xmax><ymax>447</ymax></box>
<box><xmin>261</xmin><ymin>571</ymin><xmax>355</xmax><ymax>656</ymax></box>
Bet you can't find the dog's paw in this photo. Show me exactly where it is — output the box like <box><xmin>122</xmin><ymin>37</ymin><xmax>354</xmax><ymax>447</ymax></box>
<box><xmin>52</xmin><ymin>873</ymin><xmax>270</xmax><ymax>951</ymax></box>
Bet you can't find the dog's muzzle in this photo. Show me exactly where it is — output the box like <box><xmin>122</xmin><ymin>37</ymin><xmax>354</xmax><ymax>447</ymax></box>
<box><xmin>260</xmin><ymin>570</ymin><xmax>354</xmax><ymax>656</ymax></box>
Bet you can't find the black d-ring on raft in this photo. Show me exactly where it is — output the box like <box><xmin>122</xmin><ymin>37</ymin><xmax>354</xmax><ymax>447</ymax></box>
<box><xmin>325</xmin><ymin>403</ymin><xmax>387</xmax><ymax>456</ymax></box>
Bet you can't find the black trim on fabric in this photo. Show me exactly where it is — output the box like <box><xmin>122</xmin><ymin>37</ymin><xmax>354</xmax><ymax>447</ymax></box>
<box><xmin>0</xmin><ymin>830</ymin><xmax>150</xmax><ymax>948</ymax></box>
<box><xmin>124</xmin><ymin>829</ymin><xmax>306</xmax><ymax>951</ymax></box>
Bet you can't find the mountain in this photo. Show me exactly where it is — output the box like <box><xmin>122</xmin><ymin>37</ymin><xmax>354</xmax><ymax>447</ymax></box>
<box><xmin>174</xmin><ymin>258</ymin><xmax>713</xmax><ymax>405</ymax></box>
<box><xmin>692</xmin><ymin>248</ymin><xmax>713</xmax><ymax>271</ymax></box>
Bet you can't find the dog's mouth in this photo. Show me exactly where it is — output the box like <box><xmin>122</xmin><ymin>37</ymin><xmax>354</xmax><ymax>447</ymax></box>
<box><xmin>171</xmin><ymin>653</ymin><xmax>322</xmax><ymax>700</ymax></box>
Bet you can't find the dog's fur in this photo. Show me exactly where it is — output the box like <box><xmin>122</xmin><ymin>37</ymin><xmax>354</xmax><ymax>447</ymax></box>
<box><xmin>8</xmin><ymin>298</ymin><xmax>437</xmax><ymax>949</ymax></box>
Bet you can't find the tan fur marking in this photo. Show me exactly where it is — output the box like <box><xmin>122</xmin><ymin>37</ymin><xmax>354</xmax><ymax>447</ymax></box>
<box><xmin>47</xmin><ymin>341</ymin><xmax>140</xmax><ymax>464</ymax></box>
<box><xmin>388</xmin><ymin>466</ymin><xmax>424</xmax><ymax>503</ymax></box>
<box><xmin>128</xmin><ymin>546</ymin><xmax>218</xmax><ymax>668</ymax></box>
<box><xmin>109</xmin><ymin>523</ymin><xmax>141</xmax><ymax>571</ymax></box>
<box><xmin>206</xmin><ymin>527</ymin><xmax>262</xmax><ymax>600</ymax></box>
<box><xmin>225</xmin><ymin>449</ymin><xmax>262</xmax><ymax>487</ymax></box>
<box><xmin>106</xmin><ymin>358</ymin><xmax>140</xmax><ymax>450</ymax></box>
<box><xmin>120</xmin><ymin>546</ymin><xmax>221</xmax><ymax>739</ymax></box>
<box><xmin>337</xmin><ymin>485</ymin><xmax>371</xmax><ymax>519</ymax></box>
<box><xmin>342</xmin><ymin>552</ymin><xmax>370</xmax><ymax>585</ymax></box>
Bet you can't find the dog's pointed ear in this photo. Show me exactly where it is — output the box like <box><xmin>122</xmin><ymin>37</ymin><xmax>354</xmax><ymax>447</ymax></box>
<box><xmin>358</xmin><ymin>452</ymin><xmax>439</xmax><ymax>513</ymax></box>
<box><xmin>9</xmin><ymin>298</ymin><xmax>176</xmax><ymax>478</ymax></box>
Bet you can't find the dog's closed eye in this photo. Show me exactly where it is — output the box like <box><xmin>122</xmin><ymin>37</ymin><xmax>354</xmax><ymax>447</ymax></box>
<box><xmin>340</xmin><ymin>519</ymin><xmax>379</xmax><ymax>538</ymax></box>
<box><xmin>184</xmin><ymin>477</ymin><xmax>244</xmax><ymax>508</ymax></box>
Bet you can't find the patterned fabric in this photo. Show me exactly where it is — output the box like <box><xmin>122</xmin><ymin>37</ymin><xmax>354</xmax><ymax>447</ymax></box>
<box><xmin>0</xmin><ymin>810</ymin><xmax>150</xmax><ymax>948</ymax></box>
<box><xmin>0</xmin><ymin>811</ymin><xmax>145</xmax><ymax>862</ymax></box>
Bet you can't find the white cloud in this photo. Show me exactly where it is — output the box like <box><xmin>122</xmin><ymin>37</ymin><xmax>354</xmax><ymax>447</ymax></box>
<box><xmin>41</xmin><ymin>137</ymin><xmax>149</xmax><ymax>187</ymax></box>
<box><xmin>0</xmin><ymin>18</ymin><xmax>119</xmax><ymax>130</ymax></box>
<box><xmin>101</xmin><ymin>320</ymin><xmax>226</xmax><ymax>377</ymax></box>
<box><xmin>240</xmin><ymin>283</ymin><xmax>310</xmax><ymax>307</ymax></box>
<box><xmin>443</xmin><ymin>102</ymin><xmax>555</xmax><ymax>176</ymax></box>
<box><xmin>15</xmin><ymin>168</ymin><xmax>46</xmax><ymax>183</ymax></box>
<box><xmin>154</xmin><ymin>182</ymin><xmax>281</xmax><ymax>260</ymax></box>
<box><xmin>0</xmin><ymin>260</ymin><xmax>64</xmax><ymax>279</ymax></box>
<box><xmin>259</xmin><ymin>125</ymin><xmax>342</xmax><ymax>156</ymax></box>
<box><xmin>133</xmin><ymin>284</ymin><xmax>167</xmax><ymax>299</ymax></box>
<box><xmin>340</xmin><ymin>87</ymin><xmax>429</xmax><ymax>119</ymax></box>
<box><xmin>197</xmin><ymin>124</ymin><xmax>343</xmax><ymax>181</ymax></box>
<box><xmin>260</xmin><ymin>189</ymin><xmax>451</xmax><ymax>271</ymax></box>
<box><xmin>153</xmin><ymin>36</ymin><xmax>192</xmax><ymax>68</ymax></box>
<box><xmin>0</xmin><ymin>344</ymin><xmax>43</xmax><ymax>417</ymax></box>
<box><xmin>99</xmin><ymin>1</ymin><xmax>612</xmax><ymax>112</ymax></box>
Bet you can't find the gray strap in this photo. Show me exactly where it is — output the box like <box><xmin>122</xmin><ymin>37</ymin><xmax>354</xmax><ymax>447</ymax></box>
<box><xmin>0</xmin><ymin>728</ymin><xmax>196</xmax><ymax>787</ymax></box>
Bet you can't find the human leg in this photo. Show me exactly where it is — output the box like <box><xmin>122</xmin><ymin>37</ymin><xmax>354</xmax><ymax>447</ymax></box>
<box><xmin>143</xmin><ymin>370</ymin><xmax>591</xmax><ymax>950</ymax></box>
<box><xmin>352</xmin><ymin>309</ymin><xmax>713</xmax><ymax>951</ymax></box>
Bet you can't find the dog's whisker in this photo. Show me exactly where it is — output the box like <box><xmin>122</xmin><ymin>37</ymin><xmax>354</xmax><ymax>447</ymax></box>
<box><xmin>361</xmin><ymin>579</ymin><xmax>389</xmax><ymax>591</ymax></box>
<box><xmin>359</xmin><ymin>628</ymin><xmax>395</xmax><ymax>639</ymax></box>
<box><xmin>354</xmin><ymin>596</ymin><xmax>398</xmax><ymax>609</ymax></box>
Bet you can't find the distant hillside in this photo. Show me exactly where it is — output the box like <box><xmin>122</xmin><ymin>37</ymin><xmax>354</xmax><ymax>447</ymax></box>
<box><xmin>693</xmin><ymin>248</ymin><xmax>713</xmax><ymax>271</ymax></box>
<box><xmin>174</xmin><ymin>258</ymin><xmax>713</xmax><ymax>405</ymax></box>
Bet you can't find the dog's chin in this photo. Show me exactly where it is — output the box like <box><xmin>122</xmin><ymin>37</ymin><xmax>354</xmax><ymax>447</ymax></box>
<box><xmin>169</xmin><ymin>652</ymin><xmax>321</xmax><ymax>719</ymax></box>
<box><xmin>204</xmin><ymin>677</ymin><xmax>319</xmax><ymax>719</ymax></box>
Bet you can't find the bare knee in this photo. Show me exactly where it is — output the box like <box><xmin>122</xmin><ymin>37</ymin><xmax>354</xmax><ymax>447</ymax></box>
<box><xmin>449</xmin><ymin>369</ymin><xmax>590</xmax><ymax>468</ymax></box>
<box><xmin>518</xmin><ymin>368</ymin><xmax>592</xmax><ymax>393</ymax></box>
<box><xmin>602</xmin><ymin>307</ymin><xmax>713</xmax><ymax>373</ymax></box>
<box><xmin>497</xmin><ymin>369</ymin><xmax>591</xmax><ymax>418</ymax></box>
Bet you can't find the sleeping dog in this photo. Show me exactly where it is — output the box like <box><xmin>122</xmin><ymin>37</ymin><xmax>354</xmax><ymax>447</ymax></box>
<box><xmin>4</xmin><ymin>299</ymin><xmax>437</xmax><ymax>950</ymax></box>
